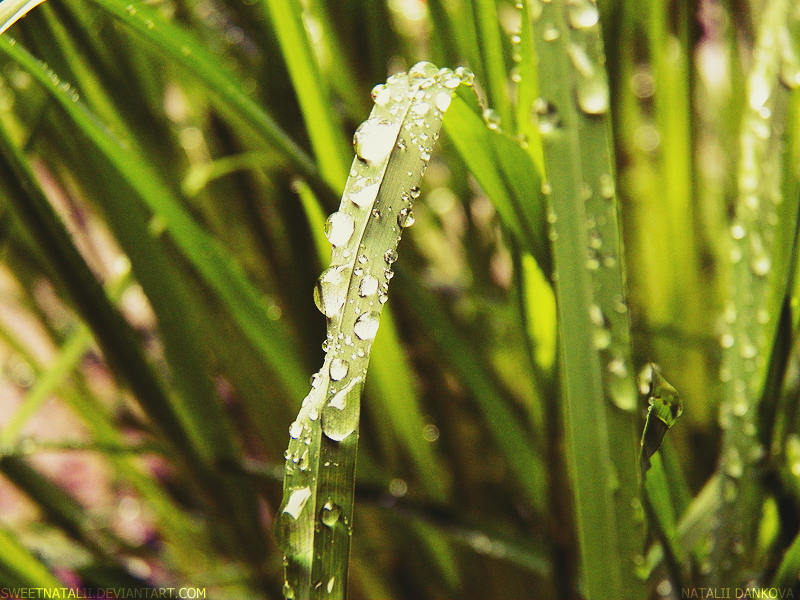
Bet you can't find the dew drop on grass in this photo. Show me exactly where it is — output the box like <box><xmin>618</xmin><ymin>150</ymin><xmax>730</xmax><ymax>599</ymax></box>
<box><xmin>567</xmin><ymin>0</ymin><xmax>599</xmax><ymax>28</ymax></box>
<box><xmin>354</xmin><ymin>311</ymin><xmax>381</xmax><ymax>340</ymax></box>
<box><xmin>314</xmin><ymin>265</ymin><xmax>348</xmax><ymax>318</ymax></box>
<box><xmin>289</xmin><ymin>420</ymin><xmax>303</xmax><ymax>439</ymax></box>
<box><xmin>750</xmin><ymin>255</ymin><xmax>771</xmax><ymax>277</ymax></box>
<box><xmin>412</xmin><ymin>102</ymin><xmax>430</xmax><ymax>116</ymax></box>
<box><xmin>543</xmin><ymin>25</ymin><xmax>560</xmax><ymax>41</ymax></box>
<box><xmin>354</xmin><ymin>118</ymin><xmax>400</xmax><ymax>165</ymax></box>
<box><xmin>409</xmin><ymin>61</ymin><xmax>438</xmax><ymax>81</ymax></box>
<box><xmin>384</xmin><ymin>249</ymin><xmax>398</xmax><ymax>264</ymax></box>
<box><xmin>435</xmin><ymin>91</ymin><xmax>452</xmax><ymax>112</ymax></box>
<box><xmin>725</xmin><ymin>447</ymin><xmax>743</xmax><ymax>478</ymax></box>
<box><xmin>320</xmin><ymin>501</ymin><xmax>342</xmax><ymax>527</ymax></box>
<box><xmin>283</xmin><ymin>487</ymin><xmax>312</xmax><ymax>519</ymax></box>
<box><xmin>359</xmin><ymin>275</ymin><xmax>379</xmax><ymax>297</ymax></box>
<box><xmin>409</xmin><ymin>186</ymin><xmax>422</xmax><ymax>199</ymax></box>
<box><xmin>371</xmin><ymin>84</ymin><xmax>391</xmax><ymax>106</ymax></box>
<box><xmin>348</xmin><ymin>178</ymin><xmax>381</xmax><ymax>208</ymax></box>
<box><xmin>397</xmin><ymin>207</ymin><xmax>416</xmax><ymax>228</ymax></box>
<box><xmin>577</xmin><ymin>77</ymin><xmax>609</xmax><ymax>115</ymax></box>
<box><xmin>327</xmin><ymin>577</ymin><xmax>336</xmax><ymax>594</ymax></box>
<box><xmin>533</xmin><ymin>99</ymin><xmax>561</xmax><ymax>134</ymax></box>
<box><xmin>483</xmin><ymin>108</ymin><xmax>501</xmax><ymax>130</ymax></box>
<box><xmin>322</xmin><ymin>376</ymin><xmax>362</xmax><ymax>441</ymax></box>
<box><xmin>324</xmin><ymin>212</ymin><xmax>355</xmax><ymax>247</ymax></box>
<box><xmin>329</xmin><ymin>358</ymin><xmax>350</xmax><ymax>381</ymax></box>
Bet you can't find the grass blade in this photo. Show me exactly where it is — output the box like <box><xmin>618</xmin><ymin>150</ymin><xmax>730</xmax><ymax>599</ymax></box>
<box><xmin>528</xmin><ymin>0</ymin><xmax>645</xmax><ymax>597</ymax></box>
<box><xmin>277</xmin><ymin>62</ymin><xmax>472</xmax><ymax>600</ymax></box>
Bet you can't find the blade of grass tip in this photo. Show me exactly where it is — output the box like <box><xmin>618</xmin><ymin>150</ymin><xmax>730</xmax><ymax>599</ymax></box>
<box><xmin>529</xmin><ymin>1</ymin><xmax>645</xmax><ymax>598</ymax></box>
<box><xmin>0</xmin><ymin>0</ymin><xmax>46</xmax><ymax>34</ymax></box>
<box><xmin>276</xmin><ymin>62</ymin><xmax>473</xmax><ymax>600</ymax></box>
<box><xmin>0</xmin><ymin>526</ymin><xmax>62</xmax><ymax>587</ymax></box>
<box><xmin>87</xmin><ymin>0</ymin><xmax>337</xmax><ymax>204</ymax></box>
<box><xmin>516</xmin><ymin>1</ymin><xmax>545</xmax><ymax>175</ymax></box>
<box><xmin>471</xmin><ymin>0</ymin><xmax>513</xmax><ymax>130</ymax></box>
<box><xmin>263</xmin><ymin>0</ymin><xmax>350</xmax><ymax>190</ymax></box>
<box><xmin>711</xmin><ymin>0</ymin><xmax>799</xmax><ymax>585</ymax></box>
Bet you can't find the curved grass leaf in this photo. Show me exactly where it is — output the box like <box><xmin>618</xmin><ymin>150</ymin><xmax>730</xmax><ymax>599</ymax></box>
<box><xmin>0</xmin><ymin>0</ymin><xmax>45</xmax><ymax>34</ymax></box>
<box><xmin>276</xmin><ymin>62</ymin><xmax>473</xmax><ymax>600</ymax></box>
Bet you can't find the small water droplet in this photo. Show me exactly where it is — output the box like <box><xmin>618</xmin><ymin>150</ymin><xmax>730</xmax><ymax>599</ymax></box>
<box><xmin>330</xmin><ymin>358</ymin><xmax>350</xmax><ymax>381</ymax></box>
<box><xmin>324</xmin><ymin>212</ymin><xmax>355</xmax><ymax>247</ymax></box>
<box><xmin>354</xmin><ymin>311</ymin><xmax>381</xmax><ymax>340</ymax></box>
<box><xmin>725</xmin><ymin>447</ymin><xmax>743</xmax><ymax>478</ymax></box>
<box><xmin>454</xmin><ymin>66</ymin><xmax>475</xmax><ymax>86</ymax></box>
<box><xmin>397</xmin><ymin>207</ymin><xmax>415</xmax><ymax>228</ymax></box>
<box><xmin>409</xmin><ymin>186</ymin><xmax>422</xmax><ymax>199</ymax></box>
<box><xmin>126</xmin><ymin>4</ymin><xmax>136</xmax><ymax>15</ymax></box>
<box><xmin>359</xmin><ymin>275</ymin><xmax>379</xmax><ymax>297</ymax></box>
<box><xmin>321</xmin><ymin>501</ymin><xmax>342</xmax><ymax>527</ymax></box>
<box><xmin>543</xmin><ymin>25</ymin><xmax>560</xmax><ymax>41</ymax></box>
<box><xmin>384</xmin><ymin>249</ymin><xmax>398</xmax><ymax>264</ymax></box>
<box><xmin>567</xmin><ymin>0</ymin><xmax>599</xmax><ymax>29</ymax></box>
<box><xmin>483</xmin><ymin>108</ymin><xmax>501</xmax><ymax>130</ymax></box>
<box><xmin>533</xmin><ymin>99</ymin><xmax>561</xmax><ymax>134</ymax></box>
<box><xmin>750</xmin><ymin>255</ymin><xmax>771</xmax><ymax>277</ymax></box>
<box><xmin>327</xmin><ymin>577</ymin><xmax>336</xmax><ymax>594</ymax></box>
<box><xmin>730</xmin><ymin>223</ymin><xmax>746</xmax><ymax>239</ymax></box>
<box><xmin>354</xmin><ymin>118</ymin><xmax>400</xmax><ymax>164</ymax></box>
<box><xmin>411</xmin><ymin>102</ymin><xmax>430</xmax><ymax>116</ymax></box>
<box><xmin>599</xmin><ymin>174</ymin><xmax>615</xmax><ymax>198</ymax></box>
<box><xmin>577</xmin><ymin>77</ymin><xmax>609</xmax><ymax>115</ymax></box>
<box><xmin>409</xmin><ymin>61</ymin><xmax>438</xmax><ymax>81</ymax></box>
<box><xmin>283</xmin><ymin>582</ymin><xmax>295</xmax><ymax>600</ymax></box>
<box><xmin>720</xmin><ymin>333</ymin><xmax>735</xmax><ymax>348</ymax></box>
<box><xmin>322</xmin><ymin>376</ymin><xmax>362</xmax><ymax>441</ymax></box>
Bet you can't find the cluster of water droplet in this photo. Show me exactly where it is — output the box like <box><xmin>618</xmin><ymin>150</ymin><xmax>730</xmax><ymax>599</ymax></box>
<box><xmin>278</xmin><ymin>62</ymin><xmax>471</xmax><ymax>597</ymax></box>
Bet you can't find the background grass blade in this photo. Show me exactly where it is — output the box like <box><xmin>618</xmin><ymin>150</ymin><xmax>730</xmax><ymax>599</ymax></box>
<box><xmin>528</xmin><ymin>0</ymin><xmax>645</xmax><ymax>597</ymax></box>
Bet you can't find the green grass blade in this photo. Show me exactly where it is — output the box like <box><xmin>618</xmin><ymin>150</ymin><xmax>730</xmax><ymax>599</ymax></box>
<box><xmin>471</xmin><ymin>0</ymin><xmax>513</xmax><ymax>129</ymax></box>
<box><xmin>444</xmin><ymin>90</ymin><xmax>550</xmax><ymax>274</ymax></box>
<box><xmin>711</xmin><ymin>0</ymin><xmax>799</xmax><ymax>583</ymax></box>
<box><xmin>0</xmin><ymin>526</ymin><xmax>62</xmax><ymax>587</ymax></box>
<box><xmin>86</xmin><ymin>0</ymin><xmax>335</xmax><ymax>201</ymax></box>
<box><xmin>277</xmin><ymin>62</ymin><xmax>472</xmax><ymax>600</ymax></box>
<box><xmin>529</xmin><ymin>1</ymin><xmax>645</xmax><ymax>597</ymax></box>
<box><xmin>263</xmin><ymin>0</ymin><xmax>350</xmax><ymax>189</ymax></box>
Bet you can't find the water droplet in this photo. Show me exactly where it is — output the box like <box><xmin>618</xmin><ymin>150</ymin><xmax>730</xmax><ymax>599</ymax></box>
<box><xmin>411</xmin><ymin>102</ymin><xmax>430</xmax><ymax>116</ymax></box>
<box><xmin>599</xmin><ymin>174</ymin><xmax>615</xmax><ymax>198</ymax></box>
<box><xmin>371</xmin><ymin>84</ymin><xmax>391</xmax><ymax>106</ymax></box>
<box><xmin>354</xmin><ymin>311</ymin><xmax>381</xmax><ymax>340</ymax></box>
<box><xmin>348</xmin><ymin>179</ymin><xmax>381</xmax><ymax>208</ymax></box>
<box><xmin>435</xmin><ymin>91</ymin><xmax>452</xmax><ymax>112</ymax></box>
<box><xmin>314</xmin><ymin>265</ymin><xmax>348</xmax><ymax>318</ymax></box>
<box><xmin>321</xmin><ymin>501</ymin><xmax>342</xmax><ymax>527</ymax></box>
<box><xmin>289</xmin><ymin>421</ymin><xmax>303</xmax><ymax>439</ymax></box>
<box><xmin>409</xmin><ymin>186</ymin><xmax>422</xmax><ymax>199</ymax></box>
<box><xmin>594</xmin><ymin>328</ymin><xmax>611</xmax><ymax>349</ymax></box>
<box><xmin>384</xmin><ymin>249</ymin><xmax>398</xmax><ymax>264</ymax></box>
<box><xmin>409</xmin><ymin>61</ymin><xmax>438</xmax><ymax>81</ymax></box>
<box><xmin>322</xmin><ymin>376</ymin><xmax>362</xmax><ymax>441</ymax></box>
<box><xmin>483</xmin><ymin>108</ymin><xmax>501</xmax><ymax>130</ymax></box>
<box><xmin>324</xmin><ymin>212</ymin><xmax>355</xmax><ymax>247</ymax></box>
<box><xmin>354</xmin><ymin>118</ymin><xmax>400</xmax><ymax>164</ymax></box>
<box><xmin>360</xmin><ymin>275</ymin><xmax>379</xmax><ymax>297</ymax></box>
<box><xmin>567</xmin><ymin>0</ymin><xmax>599</xmax><ymax>29</ymax></box>
<box><xmin>720</xmin><ymin>333</ymin><xmax>735</xmax><ymax>348</ymax></box>
<box><xmin>725</xmin><ymin>447</ymin><xmax>743</xmax><ymax>478</ymax></box>
<box><xmin>730</xmin><ymin>223</ymin><xmax>746</xmax><ymax>239</ymax></box>
<box><xmin>283</xmin><ymin>487</ymin><xmax>312</xmax><ymax>519</ymax></box>
<box><xmin>283</xmin><ymin>582</ymin><xmax>295</xmax><ymax>600</ymax></box>
<box><xmin>397</xmin><ymin>207</ymin><xmax>416</xmax><ymax>228</ymax></box>
<box><xmin>533</xmin><ymin>99</ymin><xmax>561</xmax><ymax>134</ymax></box>
<box><xmin>330</xmin><ymin>358</ymin><xmax>350</xmax><ymax>381</ymax></box>
<box><xmin>577</xmin><ymin>77</ymin><xmax>609</xmax><ymax>115</ymax></box>
<box><xmin>327</xmin><ymin>577</ymin><xmax>336</xmax><ymax>594</ymax></box>
<box><xmin>543</xmin><ymin>25</ymin><xmax>560</xmax><ymax>41</ymax></box>
<box><xmin>567</xmin><ymin>44</ymin><xmax>595</xmax><ymax>79</ymax></box>
<box><xmin>750</xmin><ymin>255</ymin><xmax>771</xmax><ymax>277</ymax></box>
<box><xmin>126</xmin><ymin>4</ymin><xmax>136</xmax><ymax>15</ymax></box>
<box><xmin>454</xmin><ymin>66</ymin><xmax>475</xmax><ymax>86</ymax></box>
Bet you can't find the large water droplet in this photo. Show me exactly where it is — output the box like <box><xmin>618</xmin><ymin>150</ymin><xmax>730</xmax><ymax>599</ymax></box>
<box><xmin>314</xmin><ymin>265</ymin><xmax>348</xmax><ymax>318</ymax></box>
<box><xmin>397</xmin><ymin>207</ymin><xmax>416</xmax><ymax>228</ymax></box>
<box><xmin>348</xmin><ymin>178</ymin><xmax>381</xmax><ymax>208</ymax></box>
<box><xmin>354</xmin><ymin>118</ymin><xmax>401</xmax><ymax>164</ymax></box>
<box><xmin>435</xmin><ymin>91</ymin><xmax>452</xmax><ymax>112</ymax></box>
<box><xmin>330</xmin><ymin>358</ymin><xmax>350</xmax><ymax>381</ymax></box>
<box><xmin>354</xmin><ymin>311</ymin><xmax>381</xmax><ymax>340</ymax></box>
<box><xmin>283</xmin><ymin>486</ymin><xmax>312</xmax><ymax>519</ymax></box>
<box><xmin>289</xmin><ymin>420</ymin><xmax>303</xmax><ymax>439</ymax></box>
<box><xmin>409</xmin><ymin>61</ymin><xmax>438</xmax><ymax>81</ymax></box>
<box><xmin>324</xmin><ymin>212</ymin><xmax>355</xmax><ymax>247</ymax></box>
<box><xmin>322</xmin><ymin>376</ymin><xmax>362</xmax><ymax>441</ymax></box>
<box><xmin>411</xmin><ymin>102</ymin><xmax>431</xmax><ymax>116</ymax></box>
<box><xmin>320</xmin><ymin>501</ymin><xmax>343</xmax><ymax>527</ymax></box>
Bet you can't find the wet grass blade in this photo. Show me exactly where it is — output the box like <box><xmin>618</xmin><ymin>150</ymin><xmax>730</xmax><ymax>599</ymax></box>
<box><xmin>710</xmin><ymin>0</ymin><xmax>800</xmax><ymax>583</ymax></box>
<box><xmin>276</xmin><ymin>63</ymin><xmax>473</xmax><ymax>600</ymax></box>
<box><xmin>527</xmin><ymin>0</ymin><xmax>645</xmax><ymax>597</ymax></box>
<box><xmin>0</xmin><ymin>0</ymin><xmax>45</xmax><ymax>34</ymax></box>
